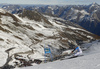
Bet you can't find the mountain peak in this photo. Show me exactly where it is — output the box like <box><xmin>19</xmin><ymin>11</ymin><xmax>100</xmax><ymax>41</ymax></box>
<box><xmin>0</xmin><ymin>8</ymin><xmax>6</xmax><ymax>13</ymax></box>
<box><xmin>92</xmin><ymin>2</ymin><xmax>98</xmax><ymax>5</ymax></box>
<box><xmin>90</xmin><ymin>2</ymin><xmax>99</xmax><ymax>7</ymax></box>
<box><xmin>88</xmin><ymin>2</ymin><xmax>99</xmax><ymax>10</ymax></box>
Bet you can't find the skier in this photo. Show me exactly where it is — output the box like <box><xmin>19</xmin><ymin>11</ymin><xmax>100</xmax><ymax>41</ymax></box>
<box><xmin>71</xmin><ymin>45</ymin><xmax>83</xmax><ymax>57</ymax></box>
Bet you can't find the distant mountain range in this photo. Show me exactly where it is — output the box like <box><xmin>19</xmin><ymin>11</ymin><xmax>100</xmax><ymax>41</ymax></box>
<box><xmin>1</xmin><ymin>3</ymin><xmax>99</xmax><ymax>36</ymax></box>
<box><xmin>24</xmin><ymin>2</ymin><xmax>100</xmax><ymax>36</ymax></box>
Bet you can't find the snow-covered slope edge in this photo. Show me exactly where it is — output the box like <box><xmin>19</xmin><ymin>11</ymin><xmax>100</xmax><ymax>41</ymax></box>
<box><xmin>16</xmin><ymin>40</ymin><xmax>100</xmax><ymax>69</ymax></box>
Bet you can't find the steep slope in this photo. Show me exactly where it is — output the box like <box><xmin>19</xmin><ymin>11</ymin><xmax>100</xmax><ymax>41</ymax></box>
<box><xmin>1</xmin><ymin>3</ymin><xmax>100</xmax><ymax>36</ymax></box>
<box><xmin>0</xmin><ymin>8</ymin><xmax>99</xmax><ymax>68</ymax></box>
<box><xmin>22</xmin><ymin>3</ymin><xmax>100</xmax><ymax>36</ymax></box>
<box><xmin>16</xmin><ymin>40</ymin><xmax>100</xmax><ymax>69</ymax></box>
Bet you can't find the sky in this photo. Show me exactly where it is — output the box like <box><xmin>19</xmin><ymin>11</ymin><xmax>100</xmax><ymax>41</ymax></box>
<box><xmin>0</xmin><ymin>0</ymin><xmax>100</xmax><ymax>5</ymax></box>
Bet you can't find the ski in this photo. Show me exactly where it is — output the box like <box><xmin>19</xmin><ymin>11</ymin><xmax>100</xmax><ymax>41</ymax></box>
<box><xmin>60</xmin><ymin>55</ymin><xmax>84</xmax><ymax>60</ymax></box>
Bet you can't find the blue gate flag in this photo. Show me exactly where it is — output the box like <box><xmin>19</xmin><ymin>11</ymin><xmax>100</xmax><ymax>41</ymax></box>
<box><xmin>44</xmin><ymin>47</ymin><xmax>51</xmax><ymax>54</ymax></box>
<box><xmin>44</xmin><ymin>45</ymin><xmax>53</xmax><ymax>62</ymax></box>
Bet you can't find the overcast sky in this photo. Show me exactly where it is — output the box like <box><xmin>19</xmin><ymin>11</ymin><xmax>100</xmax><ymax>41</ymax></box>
<box><xmin>0</xmin><ymin>0</ymin><xmax>100</xmax><ymax>5</ymax></box>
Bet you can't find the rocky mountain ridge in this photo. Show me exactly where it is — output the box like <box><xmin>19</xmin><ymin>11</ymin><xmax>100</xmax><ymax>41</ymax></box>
<box><xmin>20</xmin><ymin>3</ymin><xmax>100</xmax><ymax>36</ymax></box>
<box><xmin>1</xmin><ymin>3</ymin><xmax>100</xmax><ymax>36</ymax></box>
<box><xmin>0</xmin><ymin>8</ymin><xmax>99</xmax><ymax>68</ymax></box>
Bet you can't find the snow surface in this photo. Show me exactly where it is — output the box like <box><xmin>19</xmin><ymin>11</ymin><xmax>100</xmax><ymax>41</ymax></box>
<box><xmin>15</xmin><ymin>40</ymin><xmax>100</xmax><ymax>69</ymax></box>
<box><xmin>0</xmin><ymin>48</ymin><xmax>8</xmax><ymax>67</ymax></box>
<box><xmin>69</xmin><ymin>8</ymin><xmax>89</xmax><ymax>21</ymax></box>
<box><xmin>0</xmin><ymin>8</ymin><xmax>6</xmax><ymax>13</ymax></box>
<box><xmin>0</xmin><ymin>11</ymin><xmax>98</xmax><ymax>68</ymax></box>
<box><xmin>68</xmin><ymin>26</ymin><xmax>92</xmax><ymax>34</ymax></box>
<box><xmin>0</xmin><ymin>14</ymin><xmax>67</xmax><ymax>67</ymax></box>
